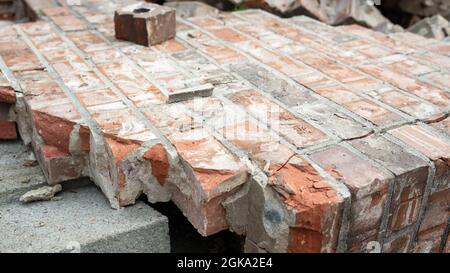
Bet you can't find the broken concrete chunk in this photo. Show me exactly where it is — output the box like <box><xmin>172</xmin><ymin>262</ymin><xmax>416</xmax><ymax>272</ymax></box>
<box><xmin>114</xmin><ymin>3</ymin><xmax>176</xmax><ymax>46</ymax></box>
<box><xmin>408</xmin><ymin>14</ymin><xmax>450</xmax><ymax>40</ymax></box>
<box><xmin>167</xmin><ymin>83</ymin><xmax>214</xmax><ymax>103</ymax></box>
<box><xmin>164</xmin><ymin>1</ymin><xmax>219</xmax><ymax>18</ymax></box>
<box><xmin>19</xmin><ymin>184</ymin><xmax>62</xmax><ymax>203</ymax></box>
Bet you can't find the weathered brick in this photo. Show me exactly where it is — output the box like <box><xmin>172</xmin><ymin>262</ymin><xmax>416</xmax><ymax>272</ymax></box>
<box><xmin>359</xmin><ymin>64</ymin><xmax>450</xmax><ymax>109</ymax></box>
<box><xmin>0</xmin><ymin>86</ymin><xmax>15</xmax><ymax>104</ymax></box>
<box><xmin>313</xmin><ymin>84</ymin><xmax>403</xmax><ymax>127</ymax></box>
<box><xmin>310</xmin><ymin>145</ymin><xmax>393</xmax><ymax>252</ymax></box>
<box><xmin>371</xmin><ymin>88</ymin><xmax>444</xmax><ymax>121</ymax></box>
<box><xmin>383</xmin><ymin>233</ymin><xmax>413</xmax><ymax>253</ymax></box>
<box><xmin>0</xmin><ymin>120</ymin><xmax>16</xmax><ymax>140</ymax></box>
<box><xmin>0</xmin><ymin>41</ymin><xmax>44</xmax><ymax>72</ymax></box>
<box><xmin>414</xmin><ymin>189</ymin><xmax>450</xmax><ymax>253</ymax></box>
<box><xmin>220</xmin><ymin>120</ymin><xmax>344</xmax><ymax>252</ymax></box>
<box><xmin>168</xmin><ymin>129</ymin><xmax>248</xmax><ymax>236</ymax></box>
<box><xmin>227</xmin><ymin>90</ymin><xmax>330</xmax><ymax>148</ymax></box>
<box><xmin>389</xmin><ymin>125</ymin><xmax>450</xmax><ymax>192</ymax></box>
<box><xmin>350</xmin><ymin>135</ymin><xmax>429</xmax><ymax>232</ymax></box>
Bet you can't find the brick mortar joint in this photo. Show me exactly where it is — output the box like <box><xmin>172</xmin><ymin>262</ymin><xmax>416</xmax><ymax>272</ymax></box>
<box><xmin>182</xmin><ymin>16</ymin><xmax>411</xmax><ymax>131</ymax></box>
<box><xmin>382</xmin><ymin>132</ymin><xmax>438</xmax><ymax>251</ymax></box>
<box><xmin>177</xmin><ymin>17</ymin><xmax>380</xmax><ymax>136</ymax></box>
<box><xmin>46</xmin><ymin>18</ymin><xmax>178</xmax><ymax>155</ymax></box>
<box><xmin>227</xmin><ymin>14</ymin><xmax>422</xmax><ymax>124</ymax></box>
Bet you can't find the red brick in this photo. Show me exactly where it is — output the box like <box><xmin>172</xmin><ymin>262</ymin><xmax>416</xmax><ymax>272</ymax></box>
<box><xmin>168</xmin><ymin>129</ymin><xmax>248</xmax><ymax>236</ymax></box>
<box><xmin>50</xmin><ymin>14</ymin><xmax>87</xmax><ymax>32</ymax></box>
<box><xmin>36</xmin><ymin>144</ymin><xmax>87</xmax><ymax>184</ymax></box>
<box><xmin>374</xmin><ymin>88</ymin><xmax>443</xmax><ymax>121</ymax></box>
<box><xmin>359</xmin><ymin>64</ymin><xmax>450</xmax><ymax>108</ymax></box>
<box><xmin>314</xmin><ymin>84</ymin><xmax>403</xmax><ymax>126</ymax></box>
<box><xmin>229</xmin><ymin>90</ymin><xmax>328</xmax><ymax>145</ymax></box>
<box><xmin>0</xmin><ymin>86</ymin><xmax>15</xmax><ymax>104</ymax></box>
<box><xmin>445</xmin><ymin>233</ymin><xmax>450</xmax><ymax>253</ymax></box>
<box><xmin>350</xmin><ymin>135</ymin><xmax>429</xmax><ymax>232</ymax></box>
<box><xmin>310</xmin><ymin>145</ymin><xmax>392</xmax><ymax>251</ymax></box>
<box><xmin>389</xmin><ymin>125</ymin><xmax>450</xmax><ymax>192</ymax></box>
<box><xmin>142</xmin><ymin>143</ymin><xmax>170</xmax><ymax>186</ymax></box>
<box><xmin>0</xmin><ymin>120</ymin><xmax>17</xmax><ymax>140</ymax></box>
<box><xmin>383</xmin><ymin>233</ymin><xmax>412</xmax><ymax>253</ymax></box>
<box><xmin>220</xmin><ymin>120</ymin><xmax>343</xmax><ymax>252</ymax></box>
<box><xmin>415</xmin><ymin>189</ymin><xmax>450</xmax><ymax>252</ymax></box>
<box><xmin>0</xmin><ymin>41</ymin><xmax>44</xmax><ymax>72</ymax></box>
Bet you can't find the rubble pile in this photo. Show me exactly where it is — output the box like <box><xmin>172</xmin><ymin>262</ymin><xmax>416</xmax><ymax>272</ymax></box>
<box><xmin>0</xmin><ymin>0</ymin><xmax>449</xmax><ymax>253</ymax></box>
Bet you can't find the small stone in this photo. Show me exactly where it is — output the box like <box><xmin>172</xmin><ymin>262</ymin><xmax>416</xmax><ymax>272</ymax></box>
<box><xmin>20</xmin><ymin>185</ymin><xmax>63</xmax><ymax>203</ymax></box>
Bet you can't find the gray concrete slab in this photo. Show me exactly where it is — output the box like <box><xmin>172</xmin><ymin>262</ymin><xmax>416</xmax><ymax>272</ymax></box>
<box><xmin>0</xmin><ymin>140</ymin><xmax>46</xmax><ymax>205</ymax></box>
<box><xmin>0</xmin><ymin>181</ymin><xmax>170</xmax><ymax>253</ymax></box>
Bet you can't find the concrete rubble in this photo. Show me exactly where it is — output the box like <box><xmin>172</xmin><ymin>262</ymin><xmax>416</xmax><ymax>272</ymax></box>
<box><xmin>0</xmin><ymin>0</ymin><xmax>449</xmax><ymax>253</ymax></box>
<box><xmin>225</xmin><ymin>0</ymin><xmax>402</xmax><ymax>33</ymax></box>
<box><xmin>408</xmin><ymin>14</ymin><xmax>450</xmax><ymax>40</ymax></box>
<box><xmin>164</xmin><ymin>1</ymin><xmax>219</xmax><ymax>18</ymax></box>
<box><xmin>19</xmin><ymin>184</ymin><xmax>62</xmax><ymax>203</ymax></box>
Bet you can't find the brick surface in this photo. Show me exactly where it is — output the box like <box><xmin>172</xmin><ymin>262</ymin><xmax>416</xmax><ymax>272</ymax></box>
<box><xmin>310</xmin><ymin>145</ymin><xmax>392</xmax><ymax>252</ymax></box>
<box><xmin>0</xmin><ymin>1</ymin><xmax>449</xmax><ymax>252</ymax></box>
<box><xmin>350</xmin><ymin>135</ymin><xmax>429</xmax><ymax>233</ymax></box>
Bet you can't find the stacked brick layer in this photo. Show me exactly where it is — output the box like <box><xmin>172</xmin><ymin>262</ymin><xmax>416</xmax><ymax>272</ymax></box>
<box><xmin>0</xmin><ymin>70</ymin><xmax>16</xmax><ymax>139</ymax></box>
<box><xmin>0</xmin><ymin>0</ymin><xmax>449</xmax><ymax>253</ymax></box>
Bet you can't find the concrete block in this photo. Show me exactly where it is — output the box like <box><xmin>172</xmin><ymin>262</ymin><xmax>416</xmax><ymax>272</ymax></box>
<box><xmin>0</xmin><ymin>182</ymin><xmax>170</xmax><ymax>253</ymax></box>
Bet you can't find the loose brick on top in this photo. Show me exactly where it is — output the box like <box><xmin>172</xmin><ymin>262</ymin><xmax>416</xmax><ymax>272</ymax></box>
<box><xmin>350</xmin><ymin>135</ymin><xmax>429</xmax><ymax>232</ymax></box>
<box><xmin>310</xmin><ymin>145</ymin><xmax>393</xmax><ymax>252</ymax></box>
<box><xmin>220</xmin><ymin>120</ymin><xmax>343</xmax><ymax>252</ymax></box>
